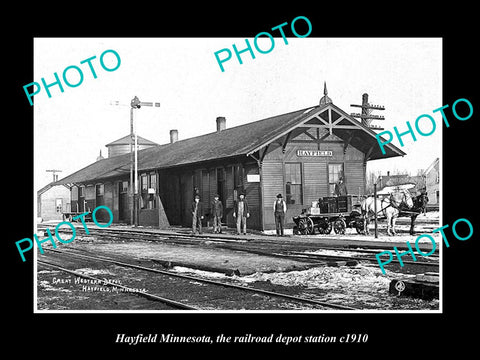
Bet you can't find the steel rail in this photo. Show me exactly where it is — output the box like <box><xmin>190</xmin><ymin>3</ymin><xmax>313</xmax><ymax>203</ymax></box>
<box><xmin>37</xmin><ymin>259</ymin><xmax>198</xmax><ymax>310</ymax></box>
<box><xmin>40</xmin><ymin>225</ymin><xmax>440</xmax><ymax>268</ymax></box>
<box><xmin>44</xmin><ymin>249</ymin><xmax>359</xmax><ymax>310</ymax></box>
<box><xmin>287</xmin><ymin>251</ymin><xmax>439</xmax><ymax>267</ymax></box>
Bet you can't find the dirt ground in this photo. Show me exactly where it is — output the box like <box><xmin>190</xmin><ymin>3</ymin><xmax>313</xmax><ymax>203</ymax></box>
<box><xmin>36</xmin><ymin>212</ymin><xmax>440</xmax><ymax>311</ymax></box>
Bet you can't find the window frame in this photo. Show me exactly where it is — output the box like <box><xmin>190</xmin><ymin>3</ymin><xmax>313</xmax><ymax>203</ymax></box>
<box><xmin>328</xmin><ymin>163</ymin><xmax>344</xmax><ymax>195</ymax></box>
<box><xmin>95</xmin><ymin>184</ymin><xmax>104</xmax><ymax>197</ymax></box>
<box><xmin>285</xmin><ymin>162</ymin><xmax>303</xmax><ymax>205</ymax></box>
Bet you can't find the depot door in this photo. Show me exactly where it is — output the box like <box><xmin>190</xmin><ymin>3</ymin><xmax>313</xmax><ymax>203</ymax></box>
<box><xmin>118</xmin><ymin>181</ymin><xmax>129</xmax><ymax>222</ymax></box>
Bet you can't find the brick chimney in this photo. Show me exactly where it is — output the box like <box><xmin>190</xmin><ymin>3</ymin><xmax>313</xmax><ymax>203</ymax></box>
<box><xmin>216</xmin><ymin>116</ymin><xmax>226</xmax><ymax>132</ymax></box>
<box><xmin>170</xmin><ymin>129</ymin><xmax>178</xmax><ymax>143</ymax></box>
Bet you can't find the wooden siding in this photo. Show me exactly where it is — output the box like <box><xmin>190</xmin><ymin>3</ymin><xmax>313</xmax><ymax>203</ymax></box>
<box><xmin>225</xmin><ymin>166</ymin><xmax>234</xmax><ymax>208</ymax></box>
<box><xmin>96</xmin><ymin>182</ymin><xmax>113</xmax><ymax>222</ymax></box>
<box><xmin>85</xmin><ymin>185</ymin><xmax>95</xmax><ymax>200</ymax></box>
<box><xmin>209</xmin><ymin>168</ymin><xmax>216</xmax><ymax>206</ymax></box>
<box><xmin>303</xmin><ymin>162</ymin><xmax>328</xmax><ymax>205</ymax></box>
<box><xmin>201</xmin><ymin>170</ymin><xmax>210</xmax><ymax>212</ymax></box>
<box><xmin>345</xmin><ymin>161</ymin><xmax>366</xmax><ymax>196</ymax></box>
<box><xmin>38</xmin><ymin>185</ymin><xmax>71</xmax><ymax>221</ymax></box>
<box><xmin>261</xmin><ymin>162</ymin><xmax>284</xmax><ymax>229</ymax></box>
<box><xmin>159</xmin><ymin>172</ymin><xmax>181</xmax><ymax>225</ymax></box>
<box><xmin>139</xmin><ymin>209</ymin><xmax>159</xmax><ymax>226</ymax></box>
<box><xmin>262</xmin><ymin>162</ymin><xmax>284</xmax><ymax>202</ymax></box>
<box><xmin>244</xmin><ymin>163</ymin><xmax>261</xmax><ymax>229</ymax></box>
<box><xmin>260</xmin><ymin>128</ymin><xmax>368</xmax><ymax>229</ymax></box>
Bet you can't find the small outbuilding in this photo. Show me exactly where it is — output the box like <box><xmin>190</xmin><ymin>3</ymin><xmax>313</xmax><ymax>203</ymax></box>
<box><xmin>37</xmin><ymin>182</ymin><xmax>71</xmax><ymax>221</ymax></box>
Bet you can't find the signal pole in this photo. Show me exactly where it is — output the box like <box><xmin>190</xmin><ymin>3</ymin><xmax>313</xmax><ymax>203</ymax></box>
<box><xmin>129</xmin><ymin>96</ymin><xmax>160</xmax><ymax>227</ymax></box>
<box><xmin>111</xmin><ymin>97</ymin><xmax>160</xmax><ymax>226</ymax></box>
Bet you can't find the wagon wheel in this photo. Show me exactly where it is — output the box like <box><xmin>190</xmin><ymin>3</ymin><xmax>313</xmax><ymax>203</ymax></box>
<box><xmin>316</xmin><ymin>219</ymin><xmax>332</xmax><ymax>234</ymax></box>
<box><xmin>297</xmin><ymin>217</ymin><xmax>315</xmax><ymax>235</ymax></box>
<box><xmin>333</xmin><ymin>218</ymin><xmax>346</xmax><ymax>234</ymax></box>
<box><xmin>355</xmin><ymin>218</ymin><xmax>366</xmax><ymax>234</ymax></box>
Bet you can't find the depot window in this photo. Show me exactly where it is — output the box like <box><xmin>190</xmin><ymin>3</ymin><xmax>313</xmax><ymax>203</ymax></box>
<box><xmin>328</xmin><ymin>163</ymin><xmax>344</xmax><ymax>195</ymax></box>
<box><xmin>285</xmin><ymin>162</ymin><xmax>303</xmax><ymax>205</ymax></box>
<box><xmin>120</xmin><ymin>181</ymin><xmax>128</xmax><ymax>193</ymax></box>
<box><xmin>140</xmin><ymin>173</ymin><xmax>157</xmax><ymax>209</ymax></box>
<box><xmin>95</xmin><ymin>184</ymin><xmax>104</xmax><ymax>197</ymax></box>
<box><xmin>141</xmin><ymin>174</ymin><xmax>148</xmax><ymax>192</ymax></box>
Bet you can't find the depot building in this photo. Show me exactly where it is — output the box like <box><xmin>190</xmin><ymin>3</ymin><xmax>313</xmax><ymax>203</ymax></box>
<box><xmin>56</xmin><ymin>87</ymin><xmax>405</xmax><ymax>231</ymax></box>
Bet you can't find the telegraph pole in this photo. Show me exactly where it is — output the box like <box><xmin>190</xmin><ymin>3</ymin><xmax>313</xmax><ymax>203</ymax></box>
<box><xmin>46</xmin><ymin>169</ymin><xmax>62</xmax><ymax>182</ymax></box>
<box><xmin>351</xmin><ymin>93</ymin><xmax>385</xmax><ymax>130</ymax></box>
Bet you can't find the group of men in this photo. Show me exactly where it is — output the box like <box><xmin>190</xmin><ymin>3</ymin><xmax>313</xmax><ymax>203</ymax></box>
<box><xmin>191</xmin><ymin>177</ymin><xmax>349</xmax><ymax>236</ymax></box>
<box><xmin>191</xmin><ymin>192</ymin><xmax>287</xmax><ymax>236</ymax></box>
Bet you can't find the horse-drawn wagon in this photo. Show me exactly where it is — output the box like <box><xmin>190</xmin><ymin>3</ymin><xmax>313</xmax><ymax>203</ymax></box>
<box><xmin>292</xmin><ymin>195</ymin><xmax>365</xmax><ymax>235</ymax></box>
<box><xmin>292</xmin><ymin>186</ymin><xmax>429</xmax><ymax>236</ymax></box>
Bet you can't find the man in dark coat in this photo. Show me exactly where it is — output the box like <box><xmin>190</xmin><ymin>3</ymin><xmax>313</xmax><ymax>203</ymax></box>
<box><xmin>233</xmin><ymin>193</ymin><xmax>249</xmax><ymax>235</ymax></box>
<box><xmin>273</xmin><ymin>193</ymin><xmax>287</xmax><ymax>236</ymax></box>
<box><xmin>334</xmin><ymin>177</ymin><xmax>348</xmax><ymax>196</ymax></box>
<box><xmin>191</xmin><ymin>194</ymin><xmax>204</xmax><ymax>234</ymax></box>
<box><xmin>211</xmin><ymin>194</ymin><xmax>224</xmax><ymax>233</ymax></box>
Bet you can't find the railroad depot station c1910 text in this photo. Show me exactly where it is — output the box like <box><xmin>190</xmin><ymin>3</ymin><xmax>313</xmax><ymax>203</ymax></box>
<box><xmin>52</xmin><ymin>85</ymin><xmax>406</xmax><ymax>232</ymax></box>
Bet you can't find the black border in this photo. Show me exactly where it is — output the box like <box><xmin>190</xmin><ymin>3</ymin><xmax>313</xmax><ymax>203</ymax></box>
<box><xmin>8</xmin><ymin>6</ymin><xmax>478</xmax><ymax>355</ymax></box>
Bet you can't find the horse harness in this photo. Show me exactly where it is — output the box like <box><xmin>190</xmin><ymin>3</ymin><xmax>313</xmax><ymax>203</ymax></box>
<box><xmin>367</xmin><ymin>191</ymin><xmax>413</xmax><ymax>220</ymax></box>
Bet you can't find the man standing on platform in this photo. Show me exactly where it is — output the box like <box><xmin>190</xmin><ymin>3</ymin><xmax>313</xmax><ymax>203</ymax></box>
<box><xmin>211</xmin><ymin>194</ymin><xmax>223</xmax><ymax>233</ymax></box>
<box><xmin>273</xmin><ymin>193</ymin><xmax>287</xmax><ymax>236</ymax></box>
<box><xmin>233</xmin><ymin>193</ymin><xmax>250</xmax><ymax>235</ymax></box>
<box><xmin>334</xmin><ymin>176</ymin><xmax>348</xmax><ymax>196</ymax></box>
<box><xmin>191</xmin><ymin>194</ymin><xmax>204</xmax><ymax>234</ymax></box>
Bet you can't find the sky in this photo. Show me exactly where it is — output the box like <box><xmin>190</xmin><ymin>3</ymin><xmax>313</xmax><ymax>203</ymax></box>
<box><xmin>34</xmin><ymin>37</ymin><xmax>442</xmax><ymax>189</ymax></box>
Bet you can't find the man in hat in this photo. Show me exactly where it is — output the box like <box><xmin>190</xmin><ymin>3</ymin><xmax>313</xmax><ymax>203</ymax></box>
<box><xmin>233</xmin><ymin>193</ymin><xmax>249</xmax><ymax>235</ymax></box>
<box><xmin>334</xmin><ymin>176</ymin><xmax>348</xmax><ymax>196</ymax></box>
<box><xmin>211</xmin><ymin>194</ymin><xmax>224</xmax><ymax>233</ymax></box>
<box><xmin>191</xmin><ymin>194</ymin><xmax>204</xmax><ymax>234</ymax></box>
<box><xmin>273</xmin><ymin>193</ymin><xmax>287</xmax><ymax>236</ymax></box>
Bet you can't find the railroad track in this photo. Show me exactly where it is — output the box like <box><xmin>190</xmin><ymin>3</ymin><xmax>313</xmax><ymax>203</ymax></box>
<box><xmin>37</xmin><ymin>260</ymin><xmax>197</xmax><ymax>310</ymax></box>
<box><xmin>38</xmin><ymin>248</ymin><xmax>358</xmax><ymax>311</ymax></box>
<box><xmin>38</xmin><ymin>224</ymin><xmax>439</xmax><ymax>270</ymax></box>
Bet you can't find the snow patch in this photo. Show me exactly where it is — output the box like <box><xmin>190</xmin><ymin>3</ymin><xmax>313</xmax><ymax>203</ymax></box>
<box><xmin>172</xmin><ymin>266</ymin><xmax>228</xmax><ymax>279</ymax></box>
<box><xmin>240</xmin><ymin>264</ymin><xmax>399</xmax><ymax>291</ymax></box>
<box><xmin>75</xmin><ymin>268</ymin><xmax>116</xmax><ymax>276</ymax></box>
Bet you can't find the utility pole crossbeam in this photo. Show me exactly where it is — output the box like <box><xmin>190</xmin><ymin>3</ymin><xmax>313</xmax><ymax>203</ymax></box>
<box><xmin>350</xmin><ymin>93</ymin><xmax>385</xmax><ymax>131</ymax></box>
<box><xmin>46</xmin><ymin>169</ymin><xmax>62</xmax><ymax>182</ymax></box>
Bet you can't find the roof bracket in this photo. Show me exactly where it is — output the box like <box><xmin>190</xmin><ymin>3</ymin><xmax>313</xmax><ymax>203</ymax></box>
<box><xmin>260</xmin><ymin>144</ymin><xmax>270</xmax><ymax>162</ymax></box>
<box><xmin>282</xmin><ymin>132</ymin><xmax>292</xmax><ymax>153</ymax></box>
<box><xmin>365</xmin><ymin>144</ymin><xmax>374</xmax><ymax>161</ymax></box>
<box><xmin>343</xmin><ymin>131</ymin><xmax>354</xmax><ymax>154</ymax></box>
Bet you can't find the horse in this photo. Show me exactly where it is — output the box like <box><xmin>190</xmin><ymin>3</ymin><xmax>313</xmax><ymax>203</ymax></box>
<box><xmin>360</xmin><ymin>189</ymin><xmax>414</xmax><ymax>236</ymax></box>
<box><xmin>403</xmin><ymin>192</ymin><xmax>429</xmax><ymax>235</ymax></box>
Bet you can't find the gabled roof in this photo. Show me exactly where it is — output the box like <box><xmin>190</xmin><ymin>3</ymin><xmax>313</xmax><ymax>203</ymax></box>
<box><xmin>56</xmin><ymin>103</ymin><xmax>405</xmax><ymax>185</ymax></box>
<box><xmin>105</xmin><ymin>134</ymin><xmax>158</xmax><ymax>147</ymax></box>
<box><xmin>37</xmin><ymin>182</ymin><xmax>71</xmax><ymax>195</ymax></box>
<box><xmin>425</xmin><ymin>157</ymin><xmax>439</xmax><ymax>174</ymax></box>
